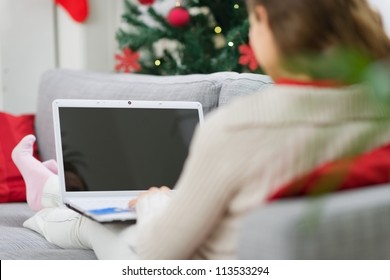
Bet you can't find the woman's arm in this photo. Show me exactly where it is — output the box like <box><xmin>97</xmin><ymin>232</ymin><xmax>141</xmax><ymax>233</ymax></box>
<box><xmin>134</xmin><ymin>113</ymin><xmax>249</xmax><ymax>259</ymax></box>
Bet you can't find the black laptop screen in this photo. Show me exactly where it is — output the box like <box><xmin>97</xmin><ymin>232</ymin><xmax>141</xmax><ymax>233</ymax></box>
<box><xmin>58</xmin><ymin>107</ymin><xmax>200</xmax><ymax>192</ymax></box>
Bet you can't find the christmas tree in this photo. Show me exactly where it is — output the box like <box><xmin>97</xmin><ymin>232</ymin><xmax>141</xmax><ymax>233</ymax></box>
<box><xmin>115</xmin><ymin>0</ymin><xmax>260</xmax><ymax>75</ymax></box>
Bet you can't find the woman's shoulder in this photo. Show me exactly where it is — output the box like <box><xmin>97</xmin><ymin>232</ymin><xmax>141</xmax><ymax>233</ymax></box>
<box><xmin>206</xmin><ymin>84</ymin><xmax>390</xmax><ymax>128</ymax></box>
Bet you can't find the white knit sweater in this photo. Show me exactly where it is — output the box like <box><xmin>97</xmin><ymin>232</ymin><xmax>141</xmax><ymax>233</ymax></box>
<box><xmin>135</xmin><ymin>84</ymin><xmax>390</xmax><ymax>260</ymax></box>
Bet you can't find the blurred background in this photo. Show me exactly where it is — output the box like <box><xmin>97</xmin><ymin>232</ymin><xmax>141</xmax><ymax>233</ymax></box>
<box><xmin>0</xmin><ymin>0</ymin><xmax>389</xmax><ymax>114</ymax></box>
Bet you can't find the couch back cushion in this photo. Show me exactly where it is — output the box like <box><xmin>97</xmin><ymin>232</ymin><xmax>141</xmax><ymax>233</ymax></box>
<box><xmin>218</xmin><ymin>73</ymin><xmax>273</xmax><ymax>106</ymax></box>
<box><xmin>35</xmin><ymin>70</ymin><xmax>272</xmax><ymax>161</ymax></box>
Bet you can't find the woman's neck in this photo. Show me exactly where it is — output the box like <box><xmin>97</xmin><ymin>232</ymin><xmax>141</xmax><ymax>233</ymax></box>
<box><xmin>271</xmin><ymin>70</ymin><xmax>344</xmax><ymax>88</ymax></box>
<box><xmin>275</xmin><ymin>77</ymin><xmax>344</xmax><ymax>87</ymax></box>
<box><xmin>270</xmin><ymin>69</ymin><xmax>313</xmax><ymax>82</ymax></box>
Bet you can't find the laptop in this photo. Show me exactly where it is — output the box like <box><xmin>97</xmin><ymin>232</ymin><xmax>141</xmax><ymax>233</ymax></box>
<box><xmin>52</xmin><ymin>99</ymin><xmax>204</xmax><ymax>222</ymax></box>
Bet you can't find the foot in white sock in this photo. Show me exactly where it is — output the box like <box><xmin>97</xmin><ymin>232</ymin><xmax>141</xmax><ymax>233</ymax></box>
<box><xmin>43</xmin><ymin>159</ymin><xmax>58</xmax><ymax>174</ymax></box>
<box><xmin>12</xmin><ymin>134</ymin><xmax>57</xmax><ymax>211</ymax></box>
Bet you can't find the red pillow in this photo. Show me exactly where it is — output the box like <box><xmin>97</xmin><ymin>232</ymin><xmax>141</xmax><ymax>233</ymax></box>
<box><xmin>267</xmin><ymin>142</ymin><xmax>390</xmax><ymax>202</ymax></box>
<box><xmin>0</xmin><ymin>112</ymin><xmax>40</xmax><ymax>203</ymax></box>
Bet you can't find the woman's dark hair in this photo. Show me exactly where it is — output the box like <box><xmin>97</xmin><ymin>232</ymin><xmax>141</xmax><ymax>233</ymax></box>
<box><xmin>247</xmin><ymin>0</ymin><xmax>390</xmax><ymax>63</ymax></box>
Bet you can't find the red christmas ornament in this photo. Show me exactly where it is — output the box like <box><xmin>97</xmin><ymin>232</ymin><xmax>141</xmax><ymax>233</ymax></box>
<box><xmin>238</xmin><ymin>44</ymin><xmax>259</xmax><ymax>71</ymax></box>
<box><xmin>138</xmin><ymin>0</ymin><xmax>155</xmax><ymax>5</ymax></box>
<box><xmin>167</xmin><ymin>6</ymin><xmax>190</xmax><ymax>28</ymax></box>
<box><xmin>55</xmin><ymin>0</ymin><xmax>89</xmax><ymax>23</ymax></box>
<box><xmin>115</xmin><ymin>48</ymin><xmax>141</xmax><ymax>73</ymax></box>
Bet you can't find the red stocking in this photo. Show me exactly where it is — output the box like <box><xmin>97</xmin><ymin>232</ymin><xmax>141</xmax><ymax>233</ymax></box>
<box><xmin>55</xmin><ymin>0</ymin><xmax>89</xmax><ymax>23</ymax></box>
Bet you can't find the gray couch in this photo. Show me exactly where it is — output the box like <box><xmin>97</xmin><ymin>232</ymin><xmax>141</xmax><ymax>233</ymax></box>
<box><xmin>1</xmin><ymin>69</ymin><xmax>389</xmax><ymax>260</ymax></box>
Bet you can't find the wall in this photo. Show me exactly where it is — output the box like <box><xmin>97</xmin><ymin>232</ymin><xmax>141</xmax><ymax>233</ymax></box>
<box><xmin>368</xmin><ymin>0</ymin><xmax>390</xmax><ymax>35</ymax></box>
<box><xmin>56</xmin><ymin>0</ymin><xmax>124</xmax><ymax>72</ymax></box>
<box><xmin>57</xmin><ymin>0</ymin><xmax>176</xmax><ymax>71</ymax></box>
<box><xmin>369</xmin><ymin>0</ymin><xmax>390</xmax><ymax>34</ymax></box>
<box><xmin>0</xmin><ymin>0</ymin><xmax>8</xmax><ymax>110</ymax></box>
<box><xmin>0</xmin><ymin>0</ymin><xmax>56</xmax><ymax>114</ymax></box>
<box><xmin>0</xmin><ymin>0</ymin><xmax>389</xmax><ymax>114</ymax></box>
<box><xmin>0</xmin><ymin>42</ymin><xmax>3</xmax><ymax>110</ymax></box>
<box><xmin>0</xmin><ymin>0</ymin><xmax>128</xmax><ymax>114</ymax></box>
<box><xmin>0</xmin><ymin>0</ymin><xmax>175</xmax><ymax>113</ymax></box>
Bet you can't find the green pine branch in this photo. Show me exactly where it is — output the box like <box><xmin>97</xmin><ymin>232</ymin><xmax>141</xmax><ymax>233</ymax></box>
<box><xmin>124</xmin><ymin>0</ymin><xmax>142</xmax><ymax>16</ymax></box>
<box><xmin>116</xmin><ymin>0</ymin><xmax>253</xmax><ymax>75</ymax></box>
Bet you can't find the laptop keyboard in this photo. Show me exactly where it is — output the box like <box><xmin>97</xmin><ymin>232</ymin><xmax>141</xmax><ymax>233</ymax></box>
<box><xmin>74</xmin><ymin>198</ymin><xmax>134</xmax><ymax>211</ymax></box>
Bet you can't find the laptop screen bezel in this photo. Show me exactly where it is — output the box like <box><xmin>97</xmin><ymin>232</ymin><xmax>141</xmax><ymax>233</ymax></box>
<box><xmin>52</xmin><ymin>99</ymin><xmax>204</xmax><ymax>200</ymax></box>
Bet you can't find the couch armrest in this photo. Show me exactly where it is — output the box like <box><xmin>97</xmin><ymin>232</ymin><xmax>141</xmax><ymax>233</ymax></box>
<box><xmin>238</xmin><ymin>185</ymin><xmax>390</xmax><ymax>259</ymax></box>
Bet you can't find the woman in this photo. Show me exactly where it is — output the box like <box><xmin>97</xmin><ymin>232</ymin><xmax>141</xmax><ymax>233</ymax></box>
<box><xmin>13</xmin><ymin>0</ymin><xmax>390</xmax><ymax>259</ymax></box>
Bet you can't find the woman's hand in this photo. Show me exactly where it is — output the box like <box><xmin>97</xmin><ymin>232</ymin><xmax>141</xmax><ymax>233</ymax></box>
<box><xmin>128</xmin><ymin>186</ymin><xmax>171</xmax><ymax>208</ymax></box>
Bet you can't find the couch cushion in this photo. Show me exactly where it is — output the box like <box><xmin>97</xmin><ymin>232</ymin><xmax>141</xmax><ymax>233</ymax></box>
<box><xmin>218</xmin><ymin>73</ymin><xmax>273</xmax><ymax>106</ymax></box>
<box><xmin>0</xmin><ymin>202</ymin><xmax>35</xmax><ymax>226</ymax></box>
<box><xmin>35</xmin><ymin>70</ymin><xmax>228</xmax><ymax>160</ymax></box>
<box><xmin>0</xmin><ymin>203</ymin><xmax>96</xmax><ymax>260</ymax></box>
<box><xmin>0</xmin><ymin>249</ymin><xmax>96</xmax><ymax>260</ymax></box>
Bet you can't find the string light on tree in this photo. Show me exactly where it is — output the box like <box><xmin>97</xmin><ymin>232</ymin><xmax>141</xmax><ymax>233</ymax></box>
<box><xmin>214</xmin><ymin>26</ymin><xmax>222</xmax><ymax>34</ymax></box>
